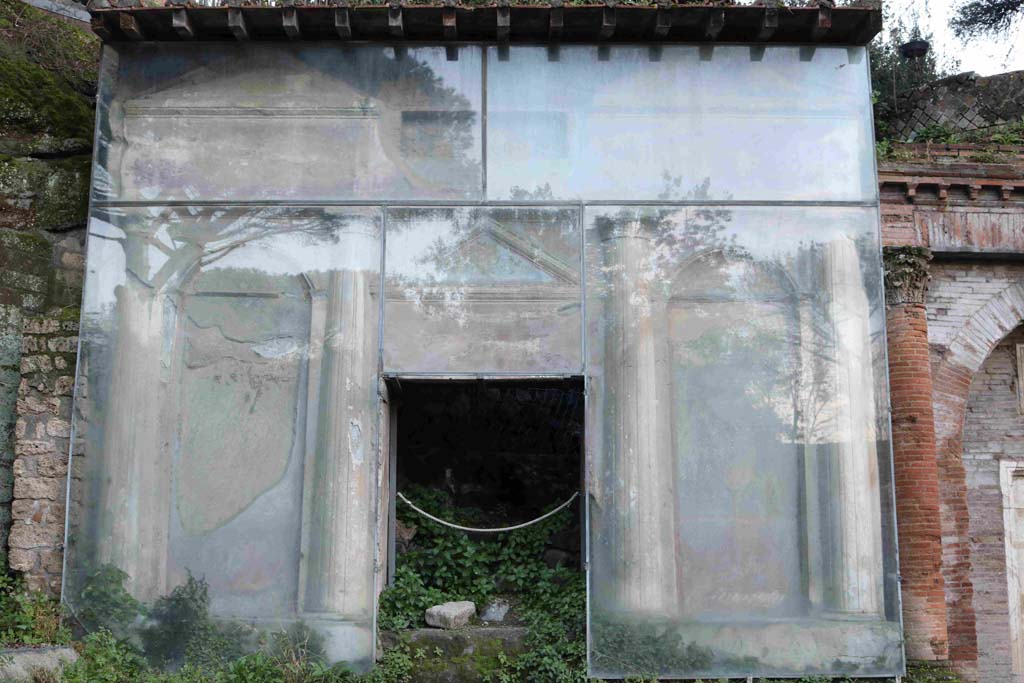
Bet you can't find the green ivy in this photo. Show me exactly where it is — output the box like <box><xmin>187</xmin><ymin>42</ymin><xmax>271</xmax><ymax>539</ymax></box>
<box><xmin>377</xmin><ymin>486</ymin><xmax>587</xmax><ymax>683</ymax></box>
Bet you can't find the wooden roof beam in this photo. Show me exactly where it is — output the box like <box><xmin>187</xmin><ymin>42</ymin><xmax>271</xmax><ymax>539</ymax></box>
<box><xmin>496</xmin><ymin>4</ymin><xmax>510</xmax><ymax>44</ymax></box>
<box><xmin>283</xmin><ymin>7</ymin><xmax>301</xmax><ymax>39</ymax></box>
<box><xmin>171</xmin><ymin>8</ymin><xmax>194</xmax><ymax>39</ymax></box>
<box><xmin>90</xmin><ymin>14</ymin><xmax>112</xmax><ymax>40</ymax></box>
<box><xmin>812</xmin><ymin>5</ymin><xmax>832</xmax><ymax>41</ymax></box>
<box><xmin>228</xmin><ymin>8</ymin><xmax>249</xmax><ymax>40</ymax></box>
<box><xmin>442</xmin><ymin>3</ymin><xmax>457</xmax><ymax>40</ymax></box>
<box><xmin>334</xmin><ymin>6</ymin><xmax>351</xmax><ymax>39</ymax></box>
<box><xmin>705</xmin><ymin>7</ymin><xmax>724</xmax><ymax>40</ymax></box>
<box><xmin>548</xmin><ymin>1</ymin><xmax>563</xmax><ymax>41</ymax></box>
<box><xmin>599</xmin><ymin>3</ymin><xmax>616</xmax><ymax>40</ymax></box>
<box><xmin>757</xmin><ymin>7</ymin><xmax>777</xmax><ymax>41</ymax></box>
<box><xmin>388</xmin><ymin>3</ymin><xmax>403</xmax><ymax>39</ymax></box>
<box><xmin>653</xmin><ymin>3</ymin><xmax>671</xmax><ymax>39</ymax></box>
<box><xmin>118</xmin><ymin>11</ymin><xmax>145</xmax><ymax>40</ymax></box>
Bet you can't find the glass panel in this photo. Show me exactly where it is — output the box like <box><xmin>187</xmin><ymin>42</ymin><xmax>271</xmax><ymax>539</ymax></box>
<box><xmin>487</xmin><ymin>46</ymin><xmax>874</xmax><ymax>202</ymax></box>
<box><xmin>94</xmin><ymin>44</ymin><xmax>482</xmax><ymax>201</ymax></box>
<box><xmin>585</xmin><ymin>205</ymin><xmax>901</xmax><ymax>679</ymax></box>
<box><xmin>383</xmin><ymin>206</ymin><xmax>582</xmax><ymax>373</ymax></box>
<box><xmin>66</xmin><ymin>205</ymin><xmax>381</xmax><ymax>670</ymax></box>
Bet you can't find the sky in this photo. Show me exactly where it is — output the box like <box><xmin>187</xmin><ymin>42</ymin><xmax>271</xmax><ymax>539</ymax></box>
<box><xmin>887</xmin><ymin>0</ymin><xmax>1024</xmax><ymax>76</ymax></box>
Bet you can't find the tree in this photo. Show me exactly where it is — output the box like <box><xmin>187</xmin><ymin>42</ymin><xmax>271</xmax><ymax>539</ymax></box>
<box><xmin>869</xmin><ymin>18</ymin><xmax>958</xmax><ymax>140</ymax></box>
<box><xmin>952</xmin><ymin>0</ymin><xmax>1024</xmax><ymax>39</ymax></box>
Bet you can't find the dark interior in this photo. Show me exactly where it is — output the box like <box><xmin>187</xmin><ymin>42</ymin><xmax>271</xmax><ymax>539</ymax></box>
<box><xmin>392</xmin><ymin>377</ymin><xmax>584</xmax><ymax>538</ymax></box>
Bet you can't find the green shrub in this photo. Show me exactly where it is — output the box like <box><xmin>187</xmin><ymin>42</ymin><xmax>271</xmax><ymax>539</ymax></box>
<box><xmin>0</xmin><ymin>574</ymin><xmax>70</xmax><ymax>647</ymax></box>
<box><xmin>62</xmin><ymin>630</ymin><xmax>146</xmax><ymax>683</ymax></box>
<box><xmin>377</xmin><ymin>565</ymin><xmax>446</xmax><ymax>631</ymax></box>
<box><xmin>75</xmin><ymin>565</ymin><xmax>144</xmax><ymax>639</ymax></box>
<box><xmin>913</xmin><ymin>124</ymin><xmax>961</xmax><ymax>144</ymax></box>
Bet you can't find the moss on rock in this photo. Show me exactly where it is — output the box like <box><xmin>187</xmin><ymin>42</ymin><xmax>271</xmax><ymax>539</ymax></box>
<box><xmin>0</xmin><ymin>227</ymin><xmax>51</xmax><ymax>260</ymax></box>
<box><xmin>0</xmin><ymin>50</ymin><xmax>93</xmax><ymax>141</ymax></box>
<box><xmin>0</xmin><ymin>0</ymin><xmax>99</xmax><ymax>98</ymax></box>
<box><xmin>0</xmin><ymin>154</ymin><xmax>91</xmax><ymax>231</ymax></box>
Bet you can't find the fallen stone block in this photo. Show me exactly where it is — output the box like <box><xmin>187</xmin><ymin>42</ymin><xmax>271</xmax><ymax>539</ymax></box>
<box><xmin>0</xmin><ymin>646</ymin><xmax>78</xmax><ymax>683</ymax></box>
<box><xmin>425</xmin><ymin>601</ymin><xmax>476</xmax><ymax>629</ymax></box>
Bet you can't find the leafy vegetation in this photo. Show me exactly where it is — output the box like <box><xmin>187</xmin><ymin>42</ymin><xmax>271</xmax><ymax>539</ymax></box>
<box><xmin>0</xmin><ymin>573</ymin><xmax>70</xmax><ymax>647</ymax></box>
<box><xmin>952</xmin><ymin>0</ymin><xmax>1024</xmax><ymax>39</ymax></box>
<box><xmin>0</xmin><ymin>493</ymin><xmax>963</xmax><ymax>683</ymax></box>
<box><xmin>73</xmin><ymin>565</ymin><xmax>143</xmax><ymax>639</ymax></box>
<box><xmin>377</xmin><ymin>485</ymin><xmax>588</xmax><ymax>682</ymax></box>
<box><xmin>869</xmin><ymin>15</ymin><xmax>958</xmax><ymax>142</ymax></box>
<box><xmin>899</xmin><ymin>119</ymin><xmax>1024</xmax><ymax>148</ymax></box>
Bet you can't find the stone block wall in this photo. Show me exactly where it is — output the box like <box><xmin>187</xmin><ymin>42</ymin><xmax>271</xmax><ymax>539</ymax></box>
<box><xmin>892</xmin><ymin>70</ymin><xmax>1024</xmax><ymax>141</ymax></box>
<box><xmin>0</xmin><ymin>0</ymin><xmax>95</xmax><ymax>587</ymax></box>
<box><xmin>7</xmin><ymin>312</ymin><xmax>79</xmax><ymax>593</ymax></box>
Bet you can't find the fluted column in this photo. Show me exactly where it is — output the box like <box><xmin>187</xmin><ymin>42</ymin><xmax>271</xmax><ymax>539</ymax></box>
<box><xmin>599</xmin><ymin>216</ymin><xmax>678</xmax><ymax>617</ymax></box>
<box><xmin>883</xmin><ymin>246</ymin><xmax>949</xmax><ymax>659</ymax></box>
<box><xmin>300</xmin><ymin>268</ymin><xmax>376</xmax><ymax>619</ymax></box>
<box><xmin>822</xmin><ymin>237</ymin><xmax>884</xmax><ymax>618</ymax></box>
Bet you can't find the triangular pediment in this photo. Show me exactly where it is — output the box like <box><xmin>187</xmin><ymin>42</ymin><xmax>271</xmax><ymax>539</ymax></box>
<box><xmin>428</xmin><ymin>218</ymin><xmax>579</xmax><ymax>285</ymax></box>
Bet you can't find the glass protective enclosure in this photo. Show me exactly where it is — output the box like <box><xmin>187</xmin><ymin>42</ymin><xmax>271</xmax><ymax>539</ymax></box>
<box><xmin>383</xmin><ymin>206</ymin><xmax>582</xmax><ymax>374</ymax></box>
<box><xmin>71</xmin><ymin>41</ymin><xmax>901</xmax><ymax>678</ymax></box>
<box><xmin>93</xmin><ymin>44</ymin><xmax>483</xmax><ymax>202</ymax></box>
<box><xmin>486</xmin><ymin>46</ymin><xmax>875</xmax><ymax>202</ymax></box>
<box><xmin>585</xmin><ymin>206</ymin><xmax>900</xmax><ymax>678</ymax></box>
<box><xmin>69</xmin><ymin>205</ymin><xmax>382</xmax><ymax>668</ymax></box>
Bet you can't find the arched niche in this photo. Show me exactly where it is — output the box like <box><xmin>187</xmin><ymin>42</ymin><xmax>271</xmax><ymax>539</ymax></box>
<box><xmin>169</xmin><ymin>246</ymin><xmax>314</xmax><ymax>618</ymax></box>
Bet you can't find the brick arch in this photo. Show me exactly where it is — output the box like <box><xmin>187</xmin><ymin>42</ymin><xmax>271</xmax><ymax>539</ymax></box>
<box><xmin>932</xmin><ymin>281</ymin><xmax>1024</xmax><ymax>673</ymax></box>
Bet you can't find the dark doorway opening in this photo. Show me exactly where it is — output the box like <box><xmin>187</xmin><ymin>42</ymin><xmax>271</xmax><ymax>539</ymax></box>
<box><xmin>386</xmin><ymin>377</ymin><xmax>585</xmax><ymax>579</ymax></box>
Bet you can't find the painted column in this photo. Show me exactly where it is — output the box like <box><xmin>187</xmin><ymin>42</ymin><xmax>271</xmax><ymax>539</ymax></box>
<box><xmin>599</xmin><ymin>215</ymin><xmax>679</xmax><ymax>617</ymax></box>
<box><xmin>883</xmin><ymin>246</ymin><xmax>949</xmax><ymax>659</ymax></box>
<box><xmin>301</xmin><ymin>267</ymin><xmax>376</xmax><ymax>620</ymax></box>
<box><xmin>797</xmin><ymin>296</ymin><xmax>826</xmax><ymax>612</ymax></box>
<box><xmin>821</xmin><ymin>236</ymin><xmax>885</xmax><ymax>618</ymax></box>
<box><xmin>96</xmin><ymin>276</ymin><xmax>172</xmax><ymax>603</ymax></box>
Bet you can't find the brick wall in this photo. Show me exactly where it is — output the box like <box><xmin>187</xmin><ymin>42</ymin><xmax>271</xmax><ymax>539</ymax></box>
<box><xmin>961</xmin><ymin>326</ymin><xmax>1024</xmax><ymax>683</ymax></box>
<box><xmin>880</xmin><ymin>142</ymin><xmax>1024</xmax><ymax>680</ymax></box>
<box><xmin>886</xmin><ymin>291</ymin><xmax>949</xmax><ymax>660</ymax></box>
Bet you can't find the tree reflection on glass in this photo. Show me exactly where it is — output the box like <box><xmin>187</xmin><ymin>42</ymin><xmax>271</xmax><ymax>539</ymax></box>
<box><xmin>383</xmin><ymin>206</ymin><xmax>582</xmax><ymax>374</ymax></box>
<box><xmin>588</xmin><ymin>203</ymin><xmax>899</xmax><ymax>678</ymax></box>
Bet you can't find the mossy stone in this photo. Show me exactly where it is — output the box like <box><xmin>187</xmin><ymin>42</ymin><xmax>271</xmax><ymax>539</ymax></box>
<box><xmin>0</xmin><ymin>227</ymin><xmax>51</xmax><ymax>259</ymax></box>
<box><xmin>0</xmin><ymin>154</ymin><xmax>90</xmax><ymax>231</ymax></box>
<box><xmin>381</xmin><ymin>628</ymin><xmax>527</xmax><ymax>683</ymax></box>
<box><xmin>0</xmin><ymin>0</ymin><xmax>99</xmax><ymax>97</ymax></box>
<box><xmin>0</xmin><ymin>51</ymin><xmax>93</xmax><ymax>141</ymax></box>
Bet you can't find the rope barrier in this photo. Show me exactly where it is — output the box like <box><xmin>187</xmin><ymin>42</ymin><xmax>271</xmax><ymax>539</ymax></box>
<box><xmin>396</xmin><ymin>491</ymin><xmax>579</xmax><ymax>533</ymax></box>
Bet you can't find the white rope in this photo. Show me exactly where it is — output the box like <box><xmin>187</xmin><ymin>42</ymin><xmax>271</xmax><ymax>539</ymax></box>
<box><xmin>397</xmin><ymin>491</ymin><xmax>579</xmax><ymax>533</ymax></box>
